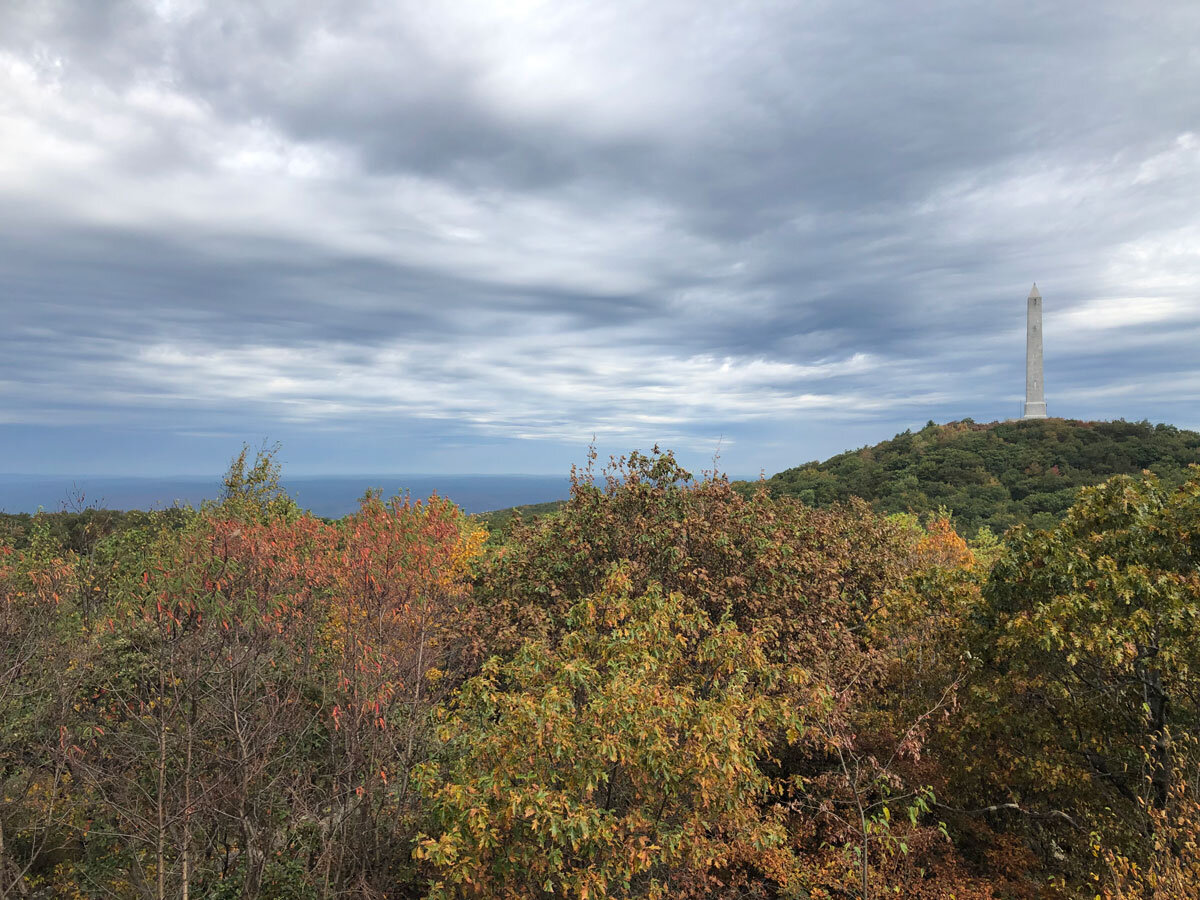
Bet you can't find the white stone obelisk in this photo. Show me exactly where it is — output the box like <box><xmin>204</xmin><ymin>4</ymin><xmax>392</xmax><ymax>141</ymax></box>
<box><xmin>1022</xmin><ymin>283</ymin><xmax>1048</xmax><ymax>418</ymax></box>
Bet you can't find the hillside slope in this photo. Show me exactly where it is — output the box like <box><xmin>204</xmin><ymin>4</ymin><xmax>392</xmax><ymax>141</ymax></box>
<box><xmin>752</xmin><ymin>418</ymin><xmax>1200</xmax><ymax>535</ymax></box>
<box><xmin>474</xmin><ymin>499</ymin><xmax>567</xmax><ymax>541</ymax></box>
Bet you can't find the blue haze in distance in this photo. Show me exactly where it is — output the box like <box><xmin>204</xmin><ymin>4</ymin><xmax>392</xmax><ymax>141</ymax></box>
<box><xmin>1</xmin><ymin>1</ymin><xmax>1199</xmax><ymax>483</ymax></box>
<box><xmin>0</xmin><ymin>474</ymin><xmax>578</xmax><ymax>518</ymax></box>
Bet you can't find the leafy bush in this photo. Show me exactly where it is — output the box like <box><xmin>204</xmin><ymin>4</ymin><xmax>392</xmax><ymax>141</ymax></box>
<box><xmin>416</xmin><ymin>568</ymin><xmax>804</xmax><ymax>899</ymax></box>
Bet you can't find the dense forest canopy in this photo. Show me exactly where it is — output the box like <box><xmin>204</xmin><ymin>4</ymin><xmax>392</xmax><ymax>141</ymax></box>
<box><xmin>751</xmin><ymin>418</ymin><xmax>1200</xmax><ymax>536</ymax></box>
<box><xmin>2</xmin><ymin>442</ymin><xmax>1200</xmax><ymax>898</ymax></box>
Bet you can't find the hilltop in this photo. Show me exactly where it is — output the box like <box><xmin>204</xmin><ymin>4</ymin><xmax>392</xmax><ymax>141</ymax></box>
<box><xmin>473</xmin><ymin>498</ymin><xmax>568</xmax><ymax>541</ymax></box>
<box><xmin>750</xmin><ymin>417</ymin><xmax>1200</xmax><ymax>535</ymax></box>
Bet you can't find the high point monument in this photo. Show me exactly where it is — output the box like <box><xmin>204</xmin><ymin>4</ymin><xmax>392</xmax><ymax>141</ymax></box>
<box><xmin>1022</xmin><ymin>283</ymin><xmax>1048</xmax><ymax>419</ymax></box>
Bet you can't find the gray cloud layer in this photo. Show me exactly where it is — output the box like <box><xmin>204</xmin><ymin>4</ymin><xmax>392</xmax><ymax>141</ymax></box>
<box><xmin>2</xmin><ymin>0</ymin><xmax>1198</xmax><ymax>475</ymax></box>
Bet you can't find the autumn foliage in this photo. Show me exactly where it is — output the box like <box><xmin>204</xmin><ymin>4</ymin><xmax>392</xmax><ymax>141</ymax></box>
<box><xmin>2</xmin><ymin>446</ymin><xmax>1199</xmax><ymax>899</ymax></box>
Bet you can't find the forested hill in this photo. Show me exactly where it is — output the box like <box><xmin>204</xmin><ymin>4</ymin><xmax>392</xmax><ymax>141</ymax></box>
<box><xmin>751</xmin><ymin>418</ymin><xmax>1200</xmax><ymax>535</ymax></box>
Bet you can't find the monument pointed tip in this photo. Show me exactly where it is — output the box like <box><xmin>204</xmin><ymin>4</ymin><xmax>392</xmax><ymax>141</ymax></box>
<box><xmin>1029</xmin><ymin>283</ymin><xmax>1041</xmax><ymax>299</ymax></box>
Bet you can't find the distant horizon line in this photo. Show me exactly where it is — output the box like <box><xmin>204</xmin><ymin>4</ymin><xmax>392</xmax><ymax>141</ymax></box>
<box><xmin>0</xmin><ymin>471</ymin><xmax>760</xmax><ymax>481</ymax></box>
<box><xmin>0</xmin><ymin>472</ymin><xmax>574</xmax><ymax>481</ymax></box>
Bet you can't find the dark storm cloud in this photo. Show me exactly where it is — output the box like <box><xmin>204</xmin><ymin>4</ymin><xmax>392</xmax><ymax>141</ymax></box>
<box><xmin>1</xmin><ymin>0</ymin><xmax>1198</xmax><ymax>475</ymax></box>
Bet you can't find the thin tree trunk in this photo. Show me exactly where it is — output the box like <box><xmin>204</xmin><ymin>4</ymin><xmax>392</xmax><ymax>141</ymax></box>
<box><xmin>230</xmin><ymin>665</ymin><xmax>259</xmax><ymax>898</ymax></box>
<box><xmin>156</xmin><ymin>671</ymin><xmax>168</xmax><ymax>900</ymax></box>
<box><xmin>182</xmin><ymin>694</ymin><xmax>195</xmax><ymax>900</ymax></box>
<box><xmin>398</xmin><ymin>613</ymin><xmax>428</xmax><ymax>804</ymax></box>
<box><xmin>837</xmin><ymin>742</ymin><xmax>870</xmax><ymax>900</ymax></box>
<box><xmin>1138</xmin><ymin>644</ymin><xmax>1171</xmax><ymax>810</ymax></box>
<box><xmin>858</xmin><ymin>802</ymin><xmax>870</xmax><ymax>900</ymax></box>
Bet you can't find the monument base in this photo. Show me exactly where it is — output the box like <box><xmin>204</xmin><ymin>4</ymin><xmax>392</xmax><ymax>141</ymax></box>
<box><xmin>1022</xmin><ymin>402</ymin><xmax>1048</xmax><ymax>419</ymax></box>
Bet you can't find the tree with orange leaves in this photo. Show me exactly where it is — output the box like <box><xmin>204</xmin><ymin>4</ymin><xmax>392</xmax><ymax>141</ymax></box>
<box><xmin>317</xmin><ymin>490</ymin><xmax>485</xmax><ymax>890</ymax></box>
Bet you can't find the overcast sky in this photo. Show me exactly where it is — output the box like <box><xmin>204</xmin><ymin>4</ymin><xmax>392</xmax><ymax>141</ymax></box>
<box><xmin>2</xmin><ymin>0</ymin><xmax>1198</xmax><ymax>477</ymax></box>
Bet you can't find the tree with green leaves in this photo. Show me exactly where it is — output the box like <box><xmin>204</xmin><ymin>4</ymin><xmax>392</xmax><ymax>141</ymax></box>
<box><xmin>416</xmin><ymin>565</ymin><xmax>807</xmax><ymax>899</ymax></box>
<box><xmin>975</xmin><ymin>466</ymin><xmax>1200</xmax><ymax>876</ymax></box>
